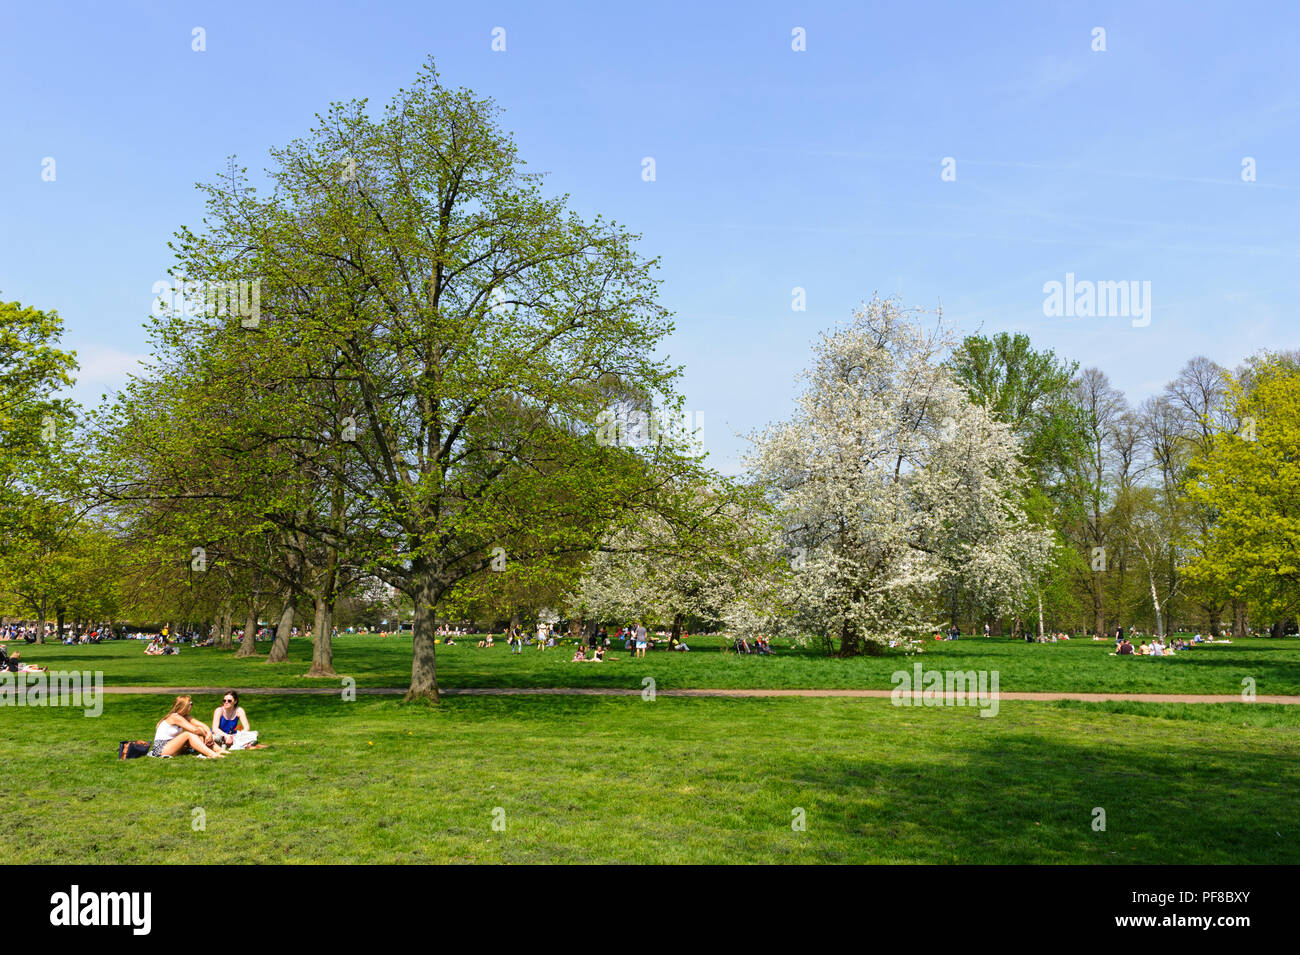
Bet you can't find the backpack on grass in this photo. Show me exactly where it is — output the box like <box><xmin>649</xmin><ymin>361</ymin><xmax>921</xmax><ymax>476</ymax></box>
<box><xmin>118</xmin><ymin>740</ymin><xmax>150</xmax><ymax>759</ymax></box>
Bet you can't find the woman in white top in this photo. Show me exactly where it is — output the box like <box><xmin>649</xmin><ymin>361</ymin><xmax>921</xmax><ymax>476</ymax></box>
<box><xmin>150</xmin><ymin>695</ymin><xmax>225</xmax><ymax>758</ymax></box>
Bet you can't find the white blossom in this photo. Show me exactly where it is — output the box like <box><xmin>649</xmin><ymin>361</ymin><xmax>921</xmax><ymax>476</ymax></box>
<box><xmin>747</xmin><ymin>297</ymin><xmax>1051</xmax><ymax>652</ymax></box>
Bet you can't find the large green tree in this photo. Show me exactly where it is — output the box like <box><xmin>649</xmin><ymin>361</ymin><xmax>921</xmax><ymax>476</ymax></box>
<box><xmin>139</xmin><ymin>61</ymin><xmax>711</xmax><ymax>700</ymax></box>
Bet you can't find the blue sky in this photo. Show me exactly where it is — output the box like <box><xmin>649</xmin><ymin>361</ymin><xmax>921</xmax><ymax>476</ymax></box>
<box><xmin>2</xmin><ymin>0</ymin><xmax>1297</xmax><ymax>473</ymax></box>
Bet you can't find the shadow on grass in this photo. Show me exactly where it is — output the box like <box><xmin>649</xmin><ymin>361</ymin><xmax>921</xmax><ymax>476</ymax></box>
<box><xmin>5</xmin><ymin>694</ymin><xmax>1298</xmax><ymax>863</ymax></box>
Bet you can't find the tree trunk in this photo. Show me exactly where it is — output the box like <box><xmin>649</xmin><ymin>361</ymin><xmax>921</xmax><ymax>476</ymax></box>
<box><xmin>1037</xmin><ymin>592</ymin><xmax>1045</xmax><ymax>639</ymax></box>
<box><xmin>36</xmin><ymin>595</ymin><xmax>47</xmax><ymax>645</ymax></box>
<box><xmin>1232</xmin><ymin>599</ymin><xmax>1247</xmax><ymax>639</ymax></box>
<box><xmin>217</xmin><ymin>608</ymin><xmax>234</xmax><ymax>649</ymax></box>
<box><xmin>1148</xmin><ymin>569</ymin><xmax>1164</xmax><ymax>639</ymax></box>
<box><xmin>307</xmin><ymin>593</ymin><xmax>337</xmax><ymax>677</ymax></box>
<box><xmin>1208</xmin><ymin>605</ymin><xmax>1223</xmax><ymax>639</ymax></box>
<box><xmin>407</xmin><ymin>573</ymin><xmax>440</xmax><ymax>702</ymax></box>
<box><xmin>670</xmin><ymin>612</ymin><xmax>683</xmax><ymax>646</ymax></box>
<box><xmin>1092</xmin><ymin>585</ymin><xmax>1104</xmax><ymax>639</ymax></box>
<box><xmin>266</xmin><ymin>593</ymin><xmax>295</xmax><ymax>663</ymax></box>
<box><xmin>838</xmin><ymin>617</ymin><xmax>862</xmax><ymax>657</ymax></box>
<box><xmin>307</xmin><ymin>479</ymin><xmax>343</xmax><ymax>678</ymax></box>
<box><xmin>236</xmin><ymin>602</ymin><xmax>259</xmax><ymax>657</ymax></box>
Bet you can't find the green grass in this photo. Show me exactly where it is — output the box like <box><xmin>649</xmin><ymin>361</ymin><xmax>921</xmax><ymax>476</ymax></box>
<box><xmin>4</xmin><ymin>693</ymin><xmax>1297</xmax><ymax>863</ymax></box>
<box><xmin>14</xmin><ymin>633</ymin><xmax>1300</xmax><ymax>695</ymax></box>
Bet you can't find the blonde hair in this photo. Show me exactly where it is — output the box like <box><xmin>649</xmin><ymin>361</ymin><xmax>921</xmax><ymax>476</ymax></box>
<box><xmin>166</xmin><ymin>695</ymin><xmax>193</xmax><ymax>718</ymax></box>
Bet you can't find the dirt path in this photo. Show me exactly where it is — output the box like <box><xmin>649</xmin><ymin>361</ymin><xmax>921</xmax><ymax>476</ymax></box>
<box><xmin>97</xmin><ymin>686</ymin><xmax>1300</xmax><ymax>703</ymax></box>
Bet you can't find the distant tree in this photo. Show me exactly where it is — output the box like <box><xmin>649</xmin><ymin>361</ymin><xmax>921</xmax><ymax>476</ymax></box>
<box><xmin>949</xmin><ymin>332</ymin><xmax>1088</xmax><ymax>634</ymax></box>
<box><xmin>1183</xmin><ymin>357</ymin><xmax>1300</xmax><ymax>633</ymax></box>
<box><xmin>948</xmin><ymin>331</ymin><xmax>1085</xmax><ymax>489</ymax></box>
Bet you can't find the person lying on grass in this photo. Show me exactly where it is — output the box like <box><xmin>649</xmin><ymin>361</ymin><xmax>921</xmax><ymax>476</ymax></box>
<box><xmin>211</xmin><ymin>690</ymin><xmax>266</xmax><ymax>750</ymax></box>
<box><xmin>150</xmin><ymin>695</ymin><xmax>225</xmax><ymax>758</ymax></box>
<box><xmin>0</xmin><ymin>644</ymin><xmax>47</xmax><ymax>672</ymax></box>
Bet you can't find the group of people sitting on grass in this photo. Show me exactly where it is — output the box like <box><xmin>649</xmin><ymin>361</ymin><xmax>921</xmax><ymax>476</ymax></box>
<box><xmin>148</xmin><ymin>692</ymin><xmax>266</xmax><ymax>758</ymax></box>
<box><xmin>731</xmin><ymin>634</ymin><xmax>773</xmax><ymax>655</ymax></box>
<box><xmin>1110</xmin><ymin>625</ymin><xmax>1239</xmax><ymax>657</ymax></box>
<box><xmin>449</xmin><ymin>621</ymin><xmax>706</xmax><ymax>657</ymax></box>
<box><xmin>1</xmin><ymin>624</ymin><xmax>118</xmax><ymax>644</ymax></box>
<box><xmin>1029</xmin><ymin>632</ymin><xmax>1072</xmax><ymax>643</ymax></box>
<box><xmin>1196</xmin><ymin>633</ymin><xmax>1232</xmax><ymax>644</ymax></box>
<box><xmin>61</xmin><ymin>630</ymin><xmax>107</xmax><ymax>644</ymax></box>
<box><xmin>144</xmin><ymin>637</ymin><xmax>179</xmax><ymax>656</ymax></box>
<box><xmin>1114</xmin><ymin>637</ymin><xmax>1173</xmax><ymax>656</ymax></box>
<box><xmin>0</xmin><ymin>625</ymin><xmax>41</xmax><ymax>644</ymax></box>
<box><xmin>571</xmin><ymin>644</ymin><xmax>612</xmax><ymax>662</ymax></box>
<box><xmin>1113</xmin><ymin>630</ymin><xmax>1177</xmax><ymax>657</ymax></box>
<box><xmin>399</xmin><ymin>622</ymin><xmax>784</xmax><ymax>658</ymax></box>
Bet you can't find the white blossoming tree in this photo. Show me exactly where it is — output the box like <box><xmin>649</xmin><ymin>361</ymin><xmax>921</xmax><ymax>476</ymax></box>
<box><xmin>748</xmin><ymin>298</ymin><xmax>1052</xmax><ymax>655</ymax></box>
<box><xmin>573</xmin><ymin>490</ymin><xmax>788</xmax><ymax>641</ymax></box>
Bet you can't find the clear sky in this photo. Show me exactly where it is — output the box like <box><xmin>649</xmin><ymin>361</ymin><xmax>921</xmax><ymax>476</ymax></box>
<box><xmin>2</xmin><ymin>0</ymin><xmax>1297</xmax><ymax>473</ymax></box>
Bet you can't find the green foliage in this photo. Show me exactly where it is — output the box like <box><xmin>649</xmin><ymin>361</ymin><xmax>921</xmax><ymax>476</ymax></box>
<box><xmin>0</xmin><ymin>297</ymin><xmax>77</xmax><ymax>504</ymax></box>
<box><xmin>97</xmin><ymin>59</ymin><xmax>720</xmax><ymax>694</ymax></box>
<box><xmin>1184</xmin><ymin>357</ymin><xmax>1300</xmax><ymax>618</ymax></box>
<box><xmin>948</xmin><ymin>331</ymin><xmax>1086</xmax><ymax>491</ymax></box>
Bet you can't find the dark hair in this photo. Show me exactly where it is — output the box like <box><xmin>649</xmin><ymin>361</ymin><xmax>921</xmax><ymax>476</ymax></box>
<box><xmin>223</xmin><ymin>690</ymin><xmax>240</xmax><ymax>704</ymax></box>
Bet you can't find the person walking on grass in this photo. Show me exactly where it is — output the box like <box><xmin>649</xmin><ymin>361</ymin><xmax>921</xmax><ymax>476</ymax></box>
<box><xmin>635</xmin><ymin>622</ymin><xmax>648</xmax><ymax>658</ymax></box>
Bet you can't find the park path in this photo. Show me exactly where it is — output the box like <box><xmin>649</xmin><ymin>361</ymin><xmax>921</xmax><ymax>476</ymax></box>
<box><xmin>97</xmin><ymin>686</ymin><xmax>1300</xmax><ymax>704</ymax></box>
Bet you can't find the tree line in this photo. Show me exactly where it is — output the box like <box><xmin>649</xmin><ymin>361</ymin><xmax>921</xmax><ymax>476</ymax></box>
<box><xmin>3</xmin><ymin>60</ymin><xmax>1296</xmax><ymax>698</ymax></box>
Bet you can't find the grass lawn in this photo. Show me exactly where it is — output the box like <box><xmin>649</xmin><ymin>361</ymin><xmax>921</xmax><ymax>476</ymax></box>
<box><xmin>13</xmin><ymin>633</ymin><xmax>1300</xmax><ymax>695</ymax></box>
<box><xmin>3</xmin><ymin>693</ymin><xmax>1297</xmax><ymax>864</ymax></box>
